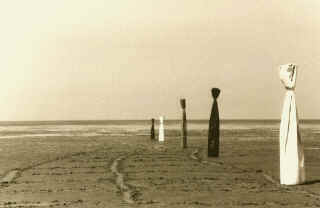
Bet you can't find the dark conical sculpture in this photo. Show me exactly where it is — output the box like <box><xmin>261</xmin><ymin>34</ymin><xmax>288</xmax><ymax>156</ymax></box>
<box><xmin>208</xmin><ymin>88</ymin><xmax>220</xmax><ymax>157</ymax></box>
<box><xmin>150</xmin><ymin>118</ymin><xmax>155</xmax><ymax>140</ymax></box>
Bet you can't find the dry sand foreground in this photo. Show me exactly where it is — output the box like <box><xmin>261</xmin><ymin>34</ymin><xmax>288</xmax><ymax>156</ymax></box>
<box><xmin>1</xmin><ymin>134</ymin><xmax>320</xmax><ymax>208</ymax></box>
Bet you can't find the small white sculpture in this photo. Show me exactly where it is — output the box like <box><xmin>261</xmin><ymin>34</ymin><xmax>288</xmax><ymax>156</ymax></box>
<box><xmin>279</xmin><ymin>63</ymin><xmax>305</xmax><ymax>185</ymax></box>
<box><xmin>159</xmin><ymin>116</ymin><xmax>165</xmax><ymax>142</ymax></box>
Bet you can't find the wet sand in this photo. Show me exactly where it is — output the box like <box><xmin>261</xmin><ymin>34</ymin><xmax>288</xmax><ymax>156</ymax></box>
<box><xmin>1</xmin><ymin>131</ymin><xmax>320</xmax><ymax>207</ymax></box>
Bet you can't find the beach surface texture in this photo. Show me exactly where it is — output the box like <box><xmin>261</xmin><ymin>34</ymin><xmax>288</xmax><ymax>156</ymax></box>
<box><xmin>1</xmin><ymin>122</ymin><xmax>320</xmax><ymax>207</ymax></box>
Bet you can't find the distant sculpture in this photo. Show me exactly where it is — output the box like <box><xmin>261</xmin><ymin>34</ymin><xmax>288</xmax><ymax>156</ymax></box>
<box><xmin>208</xmin><ymin>88</ymin><xmax>220</xmax><ymax>157</ymax></box>
<box><xmin>180</xmin><ymin>99</ymin><xmax>187</xmax><ymax>148</ymax></box>
<box><xmin>159</xmin><ymin>116</ymin><xmax>165</xmax><ymax>142</ymax></box>
<box><xmin>150</xmin><ymin>118</ymin><xmax>155</xmax><ymax>140</ymax></box>
<box><xmin>279</xmin><ymin>63</ymin><xmax>305</xmax><ymax>185</ymax></box>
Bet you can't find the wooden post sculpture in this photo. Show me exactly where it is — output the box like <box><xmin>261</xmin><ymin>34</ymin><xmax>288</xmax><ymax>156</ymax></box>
<box><xmin>159</xmin><ymin>116</ymin><xmax>165</xmax><ymax>142</ymax></box>
<box><xmin>180</xmin><ymin>99</ymin><xmax>187</xmax><ymax>148</ymax></box>
<box><xmin>208</xmin><ymin>88</ymin><xmax>221</xmax><ymax>157</ymax></box>
<box><xmin>150</xmin><ymin>118</ymin><xmax>155</xmax><ymax>140</ymax></box>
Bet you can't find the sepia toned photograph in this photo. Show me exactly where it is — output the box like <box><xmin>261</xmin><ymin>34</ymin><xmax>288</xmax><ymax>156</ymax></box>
<box><xmin>0</xmin><ymin>1</ymin><xmax>320</xmax><ymax>207</ymax></box>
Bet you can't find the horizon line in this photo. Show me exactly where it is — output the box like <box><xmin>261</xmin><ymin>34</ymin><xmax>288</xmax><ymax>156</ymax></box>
<box><xmin>0</xmin><ymin>118</ymin><xmax>319</xmax><ymax>122</ymax></box>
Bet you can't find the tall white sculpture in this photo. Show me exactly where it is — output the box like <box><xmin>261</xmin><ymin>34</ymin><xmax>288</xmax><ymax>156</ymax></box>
<box><xmin>159</xmin><ymin>116</ymin><xmax>165</xmax><ymax>142</ymax></box>
<box><xmin>279</xmin><ymin>63</ymin><xmax>305</xmax><ymax>185</ymax></box>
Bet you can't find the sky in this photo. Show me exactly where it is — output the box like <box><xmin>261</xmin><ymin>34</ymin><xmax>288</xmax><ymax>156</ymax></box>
<box><xmin>0</xmin><ymin>0</ymin><xmax>319</xmax><ymax>120</ymax></box>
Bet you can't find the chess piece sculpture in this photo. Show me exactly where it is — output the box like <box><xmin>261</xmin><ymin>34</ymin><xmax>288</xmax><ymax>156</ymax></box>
<box><xmin>208</xmin><ymin>88</ymin><xmax>221</xmax><ymax>157</ymax></box>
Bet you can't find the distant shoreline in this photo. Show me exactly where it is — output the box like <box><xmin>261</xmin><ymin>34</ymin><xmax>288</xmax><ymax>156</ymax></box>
<box><xmin>0</xmin><ymin>119</ymin><xmax>318</xmax><ymax>126</ymax></box>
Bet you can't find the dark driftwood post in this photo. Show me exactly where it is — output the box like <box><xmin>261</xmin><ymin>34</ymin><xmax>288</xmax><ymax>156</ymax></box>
<box><xmin>208</xmin><ymin>88</ymin><xmax>221</xmax><ymax>157</ymax></box>
<box><xmin>180</xmin><ymin>99</ymin><xmax>187</xmax><ymax>148</ymax></box>
<box><xmin>150</xmin><ymin>118</ymin><xmax>155</xmax><ymax>140</ymax></box>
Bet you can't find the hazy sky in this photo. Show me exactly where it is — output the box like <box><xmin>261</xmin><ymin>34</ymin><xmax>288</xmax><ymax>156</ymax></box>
<box><xmin>1</xmin><ymin>0</ymin><xmax>319</xmax><ymax>120</ymax></box>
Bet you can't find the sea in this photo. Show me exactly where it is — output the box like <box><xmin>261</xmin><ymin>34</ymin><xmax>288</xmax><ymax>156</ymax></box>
<box><xmin>0</xmin><ymin>120</ymin><xmax>319</xmax><ymax>139</ymax></box>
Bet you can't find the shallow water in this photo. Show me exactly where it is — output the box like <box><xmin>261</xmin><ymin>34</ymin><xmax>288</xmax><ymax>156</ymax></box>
<box><xmin>0</xmin><ymin>120</ymin><xmax>319</xmax><ymax>139</ymax></box>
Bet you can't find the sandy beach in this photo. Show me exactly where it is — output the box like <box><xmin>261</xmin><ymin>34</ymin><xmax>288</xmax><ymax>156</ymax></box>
<box><xmin>1</xmin><ymin>0</ymin><xmax>319</xmax><ymax>206</ymax></box>
<box><xmin>1</xmin><ymin>128</ymin><xmax>320</xmax><ymax>207</ymax></box>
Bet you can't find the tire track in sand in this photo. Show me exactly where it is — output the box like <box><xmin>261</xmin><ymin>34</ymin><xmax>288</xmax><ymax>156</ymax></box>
<box><xmin>0</xmin><ymin>151</ymin><xmax>89</xmax><ymax>187</ymax></box>
<box><xmin>190</xmin><ymin>148</ymin><xmax>201</xmax><ymax>161</ymax></box>
<box><xmin>190</xmin><ymin>148</ymin><xmax>320</xmax><ymax>202</ymax></box>
<box><xmin>191</xmin><ymin>148</ymin><xmax>278</xmax><ymax>184</ymax></box>
<box><xmin>110</xmin><ymin>155</ymin><xmax>136</xmax><ymax>204</ymax></box>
